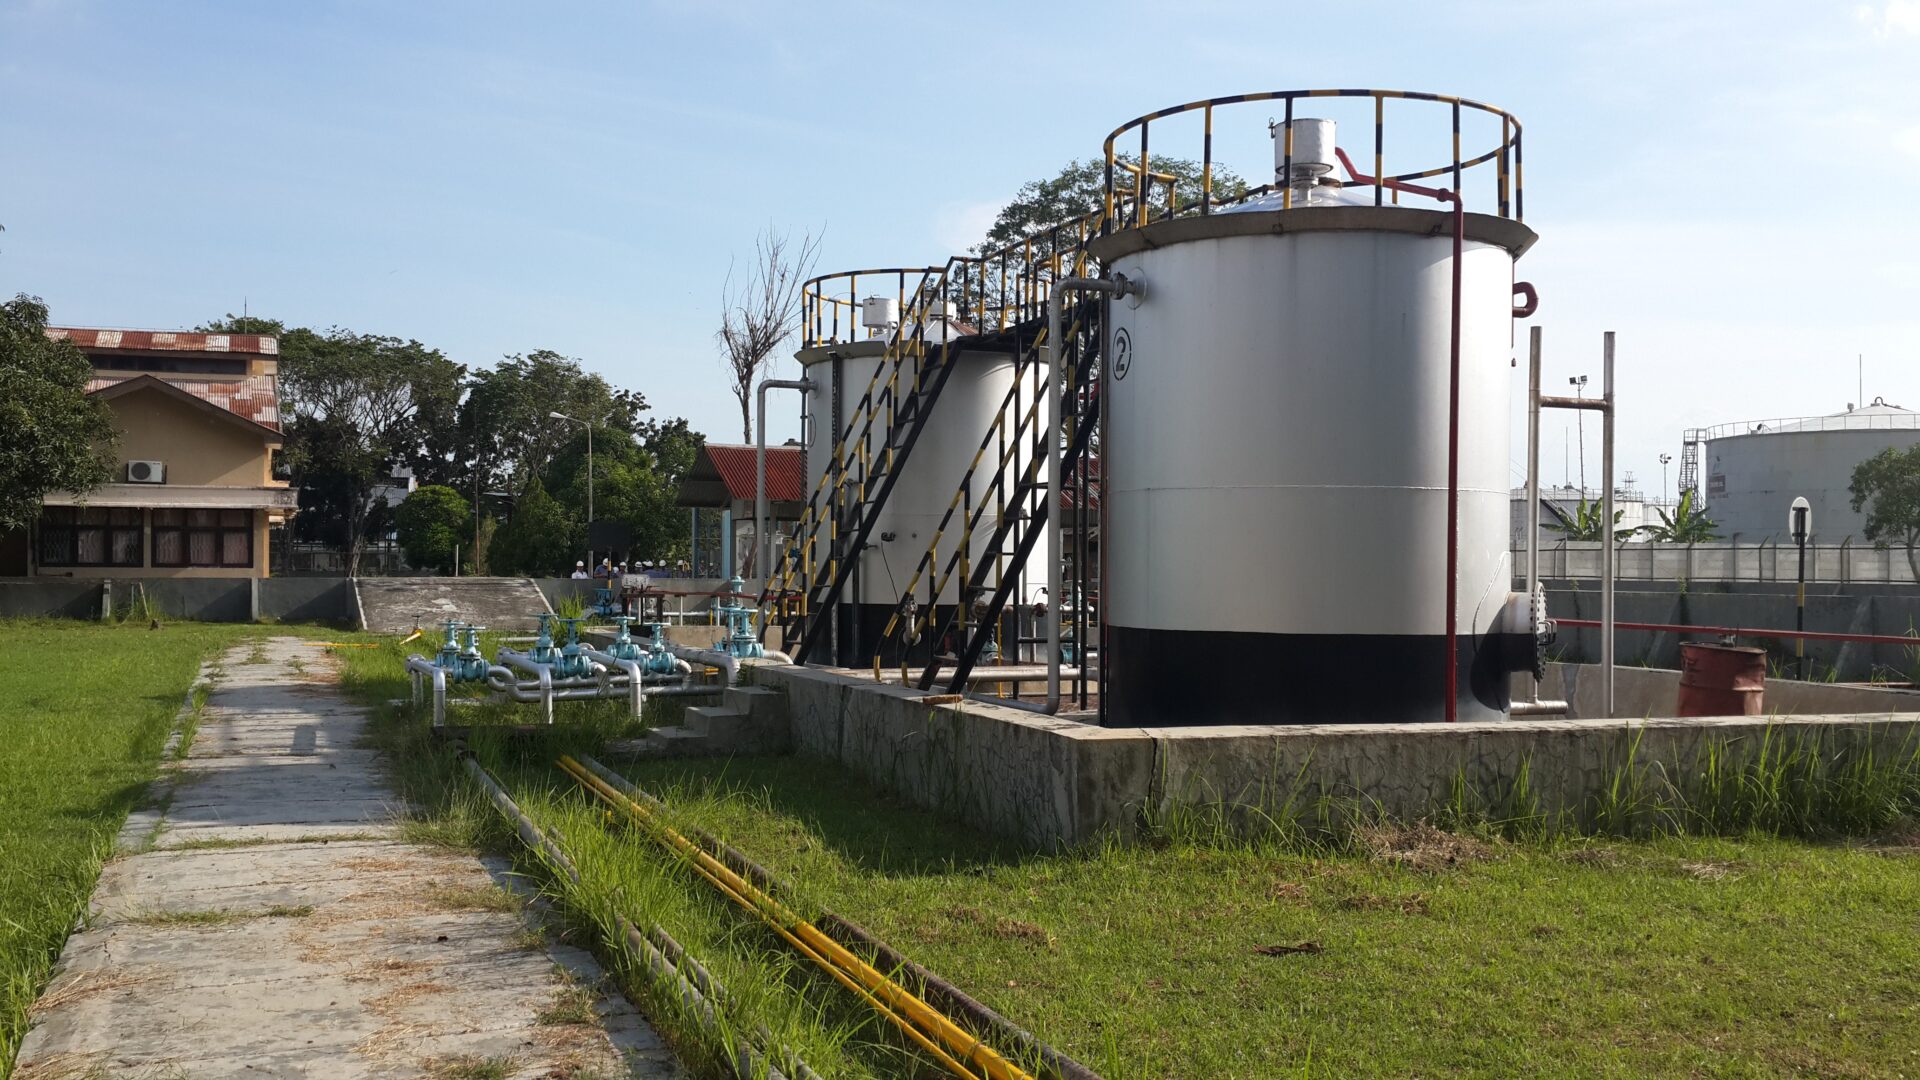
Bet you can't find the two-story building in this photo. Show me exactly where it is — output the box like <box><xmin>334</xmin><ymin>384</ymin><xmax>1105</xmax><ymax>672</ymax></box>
<box><xmin>0</xmin><ymin>328</ymin><xmax>298</xmax><ymax>578</ymax></box>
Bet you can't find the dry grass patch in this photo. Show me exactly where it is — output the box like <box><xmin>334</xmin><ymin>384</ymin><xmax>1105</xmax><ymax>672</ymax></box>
<box><xmin>535</xmin><ymin>983</ymin><xmax>600</xmax><ymax>1026</ymax></box>
<box><xmin>423</xmin><ymin>883</ymin><xmax>521</xmax><ymax>913</ymax></box>
<box><xmin>1355</xmin><ymin>821</ymin><xmax>1494</xmax><ymax>871</ymax></box>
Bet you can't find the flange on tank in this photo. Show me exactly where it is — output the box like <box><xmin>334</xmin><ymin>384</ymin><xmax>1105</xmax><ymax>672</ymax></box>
<box><xmin>789</xmin><ymin>266</ymin><xmax>1049</xmax><ymax>665</ymax></box>
<box><xmin>1089</xmin><ymin>91</ymin><xmax>1540</xmax><ymax>725</ymax></box>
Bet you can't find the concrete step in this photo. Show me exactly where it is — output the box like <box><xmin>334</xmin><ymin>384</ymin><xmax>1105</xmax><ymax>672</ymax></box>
<box><xmin>724</xmin><ymin>685</ymin><xmax>789</xmax><ymax>726</ymax></box>
<box><xmin>678</xmin><ymin>705</ymin><xmax>787</xmax><ymax>755</ymax></box>
<box><xmin>354</xmin><ymin>577</ymin><xmax>551</xmax><ymax>633</ymax></box>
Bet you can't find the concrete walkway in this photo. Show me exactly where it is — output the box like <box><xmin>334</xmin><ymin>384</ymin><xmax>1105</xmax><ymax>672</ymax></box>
<box><xmin>16</xmin><ymin>637</ymin><xmax>681</xmax><ymax>1079</ymax></box>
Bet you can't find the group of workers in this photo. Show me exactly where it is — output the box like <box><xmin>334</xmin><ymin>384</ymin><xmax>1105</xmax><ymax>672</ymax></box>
<box><xmin>568</xmin><ymin>557</ymin><xmax>691</xmax><ymax>580</ymax></box>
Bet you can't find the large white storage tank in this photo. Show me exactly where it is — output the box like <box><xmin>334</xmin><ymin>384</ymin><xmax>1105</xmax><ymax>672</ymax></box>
<box><xmin>1701</xmin><ymin>399</ymin><xmax>1920</xmax><ymax>542</ymax></box>
<box><xmin>1087</xmin><ymin>96</ymin><xmax>1538</xmax><ymax>725</ymax></box>
<box><xmin>791</xmin><ymin>270</ymin><xmax>1047</xmax><ymax>664</ymax></box>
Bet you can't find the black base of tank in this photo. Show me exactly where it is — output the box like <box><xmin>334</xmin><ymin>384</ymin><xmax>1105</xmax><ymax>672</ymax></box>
<box><xmin>1104</xmin><ymin>625</ymin><xmax>1531</xmax><ymax>726</ymax></box>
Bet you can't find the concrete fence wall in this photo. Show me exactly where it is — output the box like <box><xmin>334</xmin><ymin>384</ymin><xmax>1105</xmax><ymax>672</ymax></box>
<box><xmin>1521</xmin><ymin>540</ymin><xmax>1920</xmax><ymax>585</ymax></box>
<box><xmin>0</xmin><ymin>577</ymin><xmax>357</xmax><ymax>624</ymax></box>
<box><xmin>1518</xmin><ymin>662</ymin><xmax>1920</xmax><ymax>720</ymax></box>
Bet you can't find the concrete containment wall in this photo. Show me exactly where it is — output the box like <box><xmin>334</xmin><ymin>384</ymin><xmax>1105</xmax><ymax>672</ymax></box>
<box><xmin>749</xmin><ymin>663</ymin><xmax>1153</xmax><ymax>848</ymax></box>
<box><xmin>1519</xmin><ymin>662</ymin><xmax>1920</xmax><ymax>720</ymax></box>
<box><xmin>751</xmin><ymin>661</ymin><xmax>1920</xmax><ymax>851</ymax></box>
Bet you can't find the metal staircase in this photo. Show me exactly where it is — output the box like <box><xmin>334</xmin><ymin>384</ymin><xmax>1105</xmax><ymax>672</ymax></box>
<box><xmin>757</xmin><ymin>273</ymin><xmax>971</xmax><ymax>665</ymax></box>
<box><xmin>763</xmin><ymin>200</ymin><xmax>1140</xmax><ymax>685</ymax></box>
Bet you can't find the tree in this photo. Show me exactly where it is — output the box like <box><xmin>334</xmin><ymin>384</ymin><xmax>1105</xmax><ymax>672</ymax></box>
<box><xmin>1543</xmin><ymin>496</ymin><xmax>1636</xmax><ymax>543</ymax></box>
<box><xmin>976</xmin><ymin>155</ymin><xmax>1249</xmax><ymax>258</ymax></box>
<box><xmin>453</xmin><ymin>350</ymin><xmax>645</xmax><ymax>496</ymax></box>
<box><xmin>0</xmin><ymin>295</ymin><xmax>117</xmax><ymax>531</ymax></box>
<box><xmin>957</xmin><ymin>155</ymin><xmax>1249</xmax><ymax>327</ymax></box>
<box><xmin>197</xmin><ymin>314</ymin><xmax>285</xmax><ymax>336</ymax></box>
<box><xmin>487</xmin><ymin>475</ymin><xmax>577</xmax><ymax>577</ymax></box>
<box><xmin>394</xmin><ymin>484</ymin><xmax>471</xmax><ymax>573</ymax></box>
<box><xmin>1851</xmin><ymin>446</ymin><xmax>1920</xmax><ymax>580</ymax></box>
<box><xmin>538</xmin><ymin>417</ymin><xmax>704</xmax><ymax>566</ymax></box>
<box><xmin>1640</xmin><ymin>489</ymin><xmax>1720</xmax><ymax>543</ymax></box>
<box><xmin>276</xmin><ymin>328</ymin><xmax>462</xmax><ymax>575</ymax></box>
<box><xmin>718</xmin><ymin>226</ymin><xmax>820</xmax><ymax>442</ymax></box>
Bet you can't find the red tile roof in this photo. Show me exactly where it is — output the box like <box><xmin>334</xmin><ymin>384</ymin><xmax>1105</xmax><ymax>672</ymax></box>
<box><xmin>48</xmin><ymin>328</ymin><xmax>279</xmax><ymax>355</ymax></box>
<box><xmin>702</xmin><ymin>443</ymin><xmax>806</xmax><ymax>503</ymax></box>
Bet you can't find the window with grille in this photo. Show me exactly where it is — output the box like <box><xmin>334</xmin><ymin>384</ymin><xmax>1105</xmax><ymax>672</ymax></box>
<box><xmin>152</xmin><ymin>508</ymin><xmax>253</xmax><ymax>568</ymax></box>
<box><xmin>37</xmin><ymin>507</ymin><xmax>145</xmax><ymax>567</ymax></box>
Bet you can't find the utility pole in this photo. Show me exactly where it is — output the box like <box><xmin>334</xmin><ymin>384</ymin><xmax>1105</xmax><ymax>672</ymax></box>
<box><xmin>1569</xmin><ymin>374</ymin><xmax>1589</xmax><ymax>494</ymax></box>
<box><xmin>549</xmin><ymin>412</ymin><xmax>596</xmax><ymax>569</ymax></box>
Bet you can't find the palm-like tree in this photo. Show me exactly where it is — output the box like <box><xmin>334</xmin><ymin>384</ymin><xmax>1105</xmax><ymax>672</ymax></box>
<box><xmin>1640</xmin><ymin>489</ymin><xmax>1720</xmax><ymax>543</ymax></box>
<box><xmin>1543</xmin><ymin>496</ymin><xmax>1637</xmax><ymax>542</ymax></box>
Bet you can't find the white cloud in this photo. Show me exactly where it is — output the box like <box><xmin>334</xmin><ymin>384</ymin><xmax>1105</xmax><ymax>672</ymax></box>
<box><xmin>1856</xmin><ymin>0</ymin><xmax>1920</xmax><ymax>36</ymax></box>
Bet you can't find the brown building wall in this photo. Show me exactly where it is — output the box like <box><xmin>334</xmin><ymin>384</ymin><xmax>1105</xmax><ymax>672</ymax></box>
<box><xmin>108</xmin><ymin>388</ymin><xmax>272</xmax><ymax>486</ymax></box>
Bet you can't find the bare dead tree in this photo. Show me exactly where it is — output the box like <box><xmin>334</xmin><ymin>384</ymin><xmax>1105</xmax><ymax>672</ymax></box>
<box><xmin>717</xmin><ymin>225</ymin><xmax>820</xmax><ymax>442</ymax></box>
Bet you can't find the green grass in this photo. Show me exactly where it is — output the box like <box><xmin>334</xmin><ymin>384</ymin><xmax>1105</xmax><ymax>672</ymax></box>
<box><xmin>591</xmin><ymin>755</ymin><xmax>1920</xmax><ymax>1079</ymax></box>
<box><xmin>330</xmin><ymin>633</ymin><xmax>1920</xmax><ymax>1078</ymax></box>
<box><xmin>0</xmin><ymin>618</ymin><xmax>343</xmax><ymax>1073</ymax></box>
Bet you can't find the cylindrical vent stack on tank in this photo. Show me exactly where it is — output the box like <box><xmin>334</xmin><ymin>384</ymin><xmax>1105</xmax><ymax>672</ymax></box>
<box><xmin>1088</xmin><ymin>108</ymin><xmax>1539</xmax><ymax>726</ymax></box>
<box><xmin>792</xmin><ymin>293</ymin><xmax>1046</xmax><ymax>666</ymax></box>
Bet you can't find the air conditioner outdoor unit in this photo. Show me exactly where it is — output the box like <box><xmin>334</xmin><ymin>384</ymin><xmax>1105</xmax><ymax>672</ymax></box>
<box><xmin>126</xmin><ymin>460</ymin><xmax>166</xmax><ymax>484</ymax></box>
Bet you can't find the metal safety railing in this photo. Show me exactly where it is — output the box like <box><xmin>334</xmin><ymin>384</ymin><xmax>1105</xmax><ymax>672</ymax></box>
<box><xmin>1684</xmin><ymin>402</ymin><xmax>1918</xmax><ymax>443</ymax></box>
<box><xmin>800</xmin><ymin>266</ymin><xmax>946</xmax><ymax>348</ymax></box>
<box><xmin>1097</xmin><ymin>89</ymin><xmax>1524</xmax><ymax>231</ymax></box>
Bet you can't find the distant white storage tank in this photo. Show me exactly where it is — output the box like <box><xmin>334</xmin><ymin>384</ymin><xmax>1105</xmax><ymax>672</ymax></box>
<box><xmin>792</xmin><ymin>272</ymin><xmax>1046</xmax><ymax>664</ymax></box>
<box><xmin>1699</xmin><ymin>399</ymin><xmax>1920</xmax><ymax>541</ymax></box>
<box><xmin>1087</xmin><ymin>95</ymin><xmax>1538</xmax><ymax>726</ymax></box>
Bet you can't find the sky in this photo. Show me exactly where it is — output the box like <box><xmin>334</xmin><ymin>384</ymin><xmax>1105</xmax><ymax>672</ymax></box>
<box><xmin>3</xmin><ymin>0</ymin><xmax>1918</xmax><ymax>507</ymax></box>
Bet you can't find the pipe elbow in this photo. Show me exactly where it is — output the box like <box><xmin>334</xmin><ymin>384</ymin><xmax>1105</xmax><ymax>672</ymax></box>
<box><xmin>1512</xmin><ymin>281</ymin><xmax>1539</xmax><ymax>318</ymax></box>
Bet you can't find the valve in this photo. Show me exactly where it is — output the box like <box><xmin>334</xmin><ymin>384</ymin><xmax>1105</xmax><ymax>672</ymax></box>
<box><xmin>605</xmin><ymin>615</ymin><xmax>645</xmax><ymax>662</ymax></box>
<box><xmin>555</xmin><ymin>616</ymin><xmax>594</xmax><ymax>679</ymax></box>
<box><xmin>714</xmin><ymin>576</ymin><xmax>765</xmax><ymax>660</ymax></box>
<box><xmin>456</xmin><ymin>624</ymin><xmax>490</xmax><ymax>682</ymax></box>
<box><xmin>434</xmin><ymin>619</ymin><xmax>465</xmax><ymax>670</ymax></box>
<box><xmin>530</xmin><ymin>613</ymin><xmax>561</xmax><ymax>666</ymax></box>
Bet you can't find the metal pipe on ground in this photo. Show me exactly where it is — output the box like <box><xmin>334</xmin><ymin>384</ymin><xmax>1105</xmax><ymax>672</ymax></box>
<box><xmin>457</xmin><ymin>753</ymin><xmax>808</xmax><ymax>1080</ymax></box>
<box><xmin>575</xmin><ymin>754</ymin><xmax>1103</xmax><ymax>1080</ymax></box>
<box><xmin>405</xmin><ymin>655</ymin><xmax>447</xmax><ymax>727</ymax></box>
<box><xmin>560</xmin><ymin>755</ymin><xmax>1040</xmax><ymax>1080</ymax></box>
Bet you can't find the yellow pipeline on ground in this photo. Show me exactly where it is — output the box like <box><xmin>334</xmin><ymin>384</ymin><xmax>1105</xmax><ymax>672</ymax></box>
<box><xmin>556</xmin><ymin>755</ymin><xmax>1035</xmax><ymax>1080</ymax></box>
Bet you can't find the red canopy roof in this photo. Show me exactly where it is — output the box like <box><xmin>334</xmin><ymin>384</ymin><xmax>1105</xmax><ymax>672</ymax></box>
<box><xmin>678</xmin><ymin>443</ymin><xmax>806</xmax><ymax>507</ymax></box>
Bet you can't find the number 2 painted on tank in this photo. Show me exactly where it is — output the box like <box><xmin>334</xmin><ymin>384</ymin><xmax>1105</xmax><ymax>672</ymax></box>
<box><xmin>1112</xmin><ymin>327</ymin><xmax>1133</xmax><ymax>381</ymax></box>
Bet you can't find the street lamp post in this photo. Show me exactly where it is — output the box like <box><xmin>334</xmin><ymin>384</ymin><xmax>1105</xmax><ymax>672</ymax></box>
<box><xmin>550</xmin><ymin>411</ymin><xmax>594</xmax><ymax>570</ymax></box>
<box><xmin>1659</xmin><ymin>453</ymin><xmax>1672</xmax><ymax>507</ymax></box>
<box><xmin>1569</xmin><ymin>375</ymin><xmax>1589</xmax><ymax>494</ymax></box>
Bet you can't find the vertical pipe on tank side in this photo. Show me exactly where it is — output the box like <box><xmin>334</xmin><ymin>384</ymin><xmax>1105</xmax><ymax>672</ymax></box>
<box><xmin>1438</xmin><ymin>189</ymin><xmax>1465</xmax><ymax>723</ymax></box>
<box><xmin>1602</xmin><ymin>331</ymin><xmax>1617</xmax><ymax>717</ymax></box>
<box><xmin>1526</xmin><ymin>326</ymin><xmax>1543</xmax><ymax>705</ymax></box>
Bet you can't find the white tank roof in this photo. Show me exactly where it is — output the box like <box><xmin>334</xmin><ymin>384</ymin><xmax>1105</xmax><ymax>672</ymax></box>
<box><xmin>1702</xmin><ymin>398</ymin><xmax>1916</xmax><ymax>439</ymax></box>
